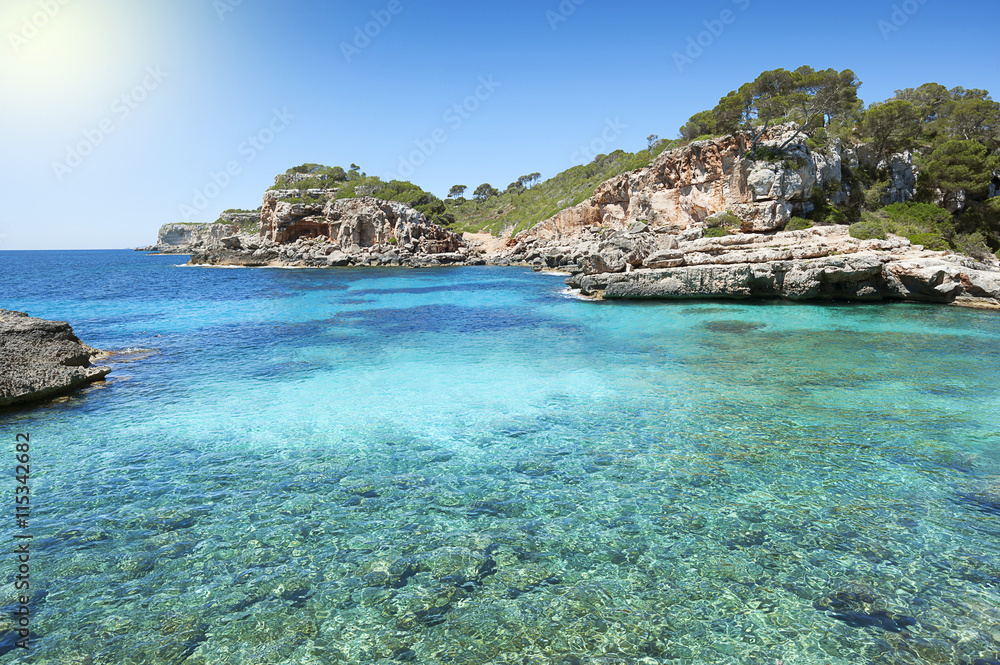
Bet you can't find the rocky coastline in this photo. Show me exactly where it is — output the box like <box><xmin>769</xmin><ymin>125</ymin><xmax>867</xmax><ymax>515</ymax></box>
<box><xmin>145</xmin><ymin>125</ymin><xmax>1000</xmax><ymax>307</ymax></box>
<box><xmin>495</xmin><ymin>126</ymin><xmax>1000</xmax><ymax>308</ymax></box>
<box><xmin>0</xmin><ymin>310</ymin><xmax>111</xmax><ymax>408</ymax></box>
<box><xmin>187</xmin><ymin>196</ymin><xmax>481</xmax><ymax>268</ymax></box>
<box><xmin>510</xmin><ymin>222</ymin><xmax>1000</xmax><ymax>308</ymax></box>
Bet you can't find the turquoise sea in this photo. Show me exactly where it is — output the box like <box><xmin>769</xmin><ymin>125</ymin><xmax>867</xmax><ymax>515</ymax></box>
<box><xmin>3</xmin><ymin>249</ymin><xmax>1000</xmax><ymax>664</ymax></box>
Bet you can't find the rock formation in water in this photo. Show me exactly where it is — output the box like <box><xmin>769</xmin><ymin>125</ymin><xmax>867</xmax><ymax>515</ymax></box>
<box><xmin>496</xmin><ymin>126</ymin><xmax>1000</xmax><ymax>308</ymax></box>
<box><xmin>0</xmin><ymin>310</ymin><xmax>111</xmax><ymax>408</ymax></box>
<box><xmin>190</xmin><ymin>194</ymin><xmax>474</xmax><ymax>268</ymax></box>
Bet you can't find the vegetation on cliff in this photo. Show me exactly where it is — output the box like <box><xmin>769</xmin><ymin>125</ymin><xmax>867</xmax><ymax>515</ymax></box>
<box><xmin>269</xmin><ymin>164</ymin><xmax>455</xmax><ymax>228</ymax></box>
<box><xmin>444</xmin><ymin>142</ymin><xmax>677</xmax><ymax>236</ymax></box>
<box><xmin>264</xmin><ymin>139</ymin><xmax>678</xmax><ymax>238</ymax></box>
<box><xmin>679</xmin><ymin>68</ymin><xmax>1000</xmax><ymax>255</ymax></box>
<box><xmin>230</xmin><ymin>66</ymin><xmax>998</xmax><ymax>258</ymax></box>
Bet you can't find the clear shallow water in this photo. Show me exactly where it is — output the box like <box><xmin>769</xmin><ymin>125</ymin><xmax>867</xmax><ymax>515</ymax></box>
<box><xmin>2</xmin><ymin>250</ymin><xmax>1000</xmax><ymax>664</ymax></box>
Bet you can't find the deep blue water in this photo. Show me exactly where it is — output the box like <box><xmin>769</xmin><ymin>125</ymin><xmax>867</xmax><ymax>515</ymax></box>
<box><xmin>3</xmin><ymin>250</ymin><xmax>1000</xmax><ymax>664</ymax></box>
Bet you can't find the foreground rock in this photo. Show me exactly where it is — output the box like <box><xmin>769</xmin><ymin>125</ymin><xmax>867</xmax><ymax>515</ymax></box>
<box><xmin>191</xmin><ymin>196</ymin><xmax>479</xmax><ymax>268</ymax></box>
<box><xmin>0</xmin><ymin>311</ymin><xmax>111</xmax><ymax>408</ymax></box>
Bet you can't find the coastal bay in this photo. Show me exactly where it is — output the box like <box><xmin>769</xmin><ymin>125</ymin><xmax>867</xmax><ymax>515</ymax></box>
<box><xmin>3</xmin><ymin>250</ymin><xmax>1000</xmax><ymax>663</ymax></box>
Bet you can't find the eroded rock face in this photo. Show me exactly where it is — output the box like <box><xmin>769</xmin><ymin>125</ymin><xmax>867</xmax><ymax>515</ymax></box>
<box><xmin>0</xmin><ymin>310</ymin><xmax>111</xmax><ymax>408</ymax></box>
<box><xmin>260</xmin><ymin>194</ymin><xmax>463</xmax><ymax>254</ymax></box>
<box><xmin>881</xmin><ymin>152</ymin><xmax>916</xmax><ymax>205</ymax></box>
<box><xmin>152</xmin><ymin>223</ymin><xmax>239</xmax><ymax>253</ymax></box>
<box><xmin>525</xmin><ymin>125</ymin><xmax>867</xmax><ymax>240</ymax></box>
<box><xmin>192</xmin><ymin>196</ymin><xmax>471</xmax><ymax>268</ymax></box>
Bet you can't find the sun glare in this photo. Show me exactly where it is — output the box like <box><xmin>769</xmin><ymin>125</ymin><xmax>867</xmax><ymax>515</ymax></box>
<box><xmin>0</xmin><ymin>1</ymin><xmax>144</xmax><ymax>118</ymax></box>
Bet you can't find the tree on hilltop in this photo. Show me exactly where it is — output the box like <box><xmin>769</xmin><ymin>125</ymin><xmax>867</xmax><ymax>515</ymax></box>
<box><xmin>776</xmin><ymin>67</ymin><xmax>861</xmax><ymax>149</ymax></box>
<box><xmin>514</xmin><ymin>173</ymin><xmax>542</xmax><ymax>190</ymax></box>
<box><xmin>448</xmin><ymin>185</ymin><xmax>467</xmax><ymax>198</ymax></box>
<box><xmin>679</xmin><ymin>110</ymin><xmax>718</xmax><ymax>141</ymax></box>
<box><xmin>713</xmin><ymin>68</ymin><xmax>797</xmax><ymax>154</ymax></box>
<box><xmin>711</xmin><ymin>66</ymin><xmax>860</xmax><ymax>154</ymax></box>
<box><xmin>893</xmin><ymin>82</ymin><xmax>952</xmax><ymax>126</ymax></box>
<box><xmin>474</xmin><ymin>183</ymin><xmax>499</xmax><ymax>200</ymax></box>
<box><xmin>858</xmin><ymin>100</ymin><xmax>922</xmax><ymax>165</ymax></box>
<box><xmin>942</xmin><ymin>95</ymin><xmax>1000</xmax><ymax>148</ymax></box>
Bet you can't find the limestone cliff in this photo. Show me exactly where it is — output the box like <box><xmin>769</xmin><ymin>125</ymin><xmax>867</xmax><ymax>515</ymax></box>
<box><xmin>144</xmin><ymin>223</ymin><xmax>239</xmax><ymax>254</ymax></box>
<box><xmin>191</xmin><ymin>194</ymin><xmax>470</xmax><ymax>268</ymax></box>
<box><xmin>497</xmin><ymin>128</ymin><xmax>1000</xmax><ymax>308</ymax></box>
<box><xmin>555</xmin><ymin>225</ymin><xmax>1000</xmax><ymax>308</ymax></box>
<box><xmin>260</xmin><ymin>193</ymin><xmax>462</xmax><ymax>254</ymax></box>
<box><xmin>527</xmin><ymin>125</ymin><xmax>852</xmax><ymax>239</ymax></box>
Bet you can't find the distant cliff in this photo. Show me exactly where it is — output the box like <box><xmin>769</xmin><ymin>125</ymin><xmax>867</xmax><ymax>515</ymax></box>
<box><xmin>140</xmin><ymin>223</ymin><xmax>238</xmax><ymax>254</ymax></box>
<box><xmin>191</xmin><ymin>194</ymin><xmax>471</xmax><ymax>268</ymax></box>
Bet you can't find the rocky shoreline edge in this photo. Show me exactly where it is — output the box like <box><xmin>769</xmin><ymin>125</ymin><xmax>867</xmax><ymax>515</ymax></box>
<box><xmin>149</xmin><ymin>224</ymin><xmax>1000</xmax><ymax>310</ymax></box>
<box><xmin>142</xmin><ymin>126</ymin><xmax>1000</xmax><ymax>308</ymax></box>
<box><xmin>0</xmin><ymin>310</ymin><xmax>111</xmax><ymax>409</ymax></box>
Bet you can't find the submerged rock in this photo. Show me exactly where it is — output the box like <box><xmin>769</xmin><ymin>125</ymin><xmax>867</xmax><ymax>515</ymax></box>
<box><xmin>814</xmin><ymin>586</ymin><xmax>917</xmax><ymax>634</ymax></box>
<box><xmin>0</xmin><ymin>310</ymin><xmax>111</xmax><ymax>408</ymax></box>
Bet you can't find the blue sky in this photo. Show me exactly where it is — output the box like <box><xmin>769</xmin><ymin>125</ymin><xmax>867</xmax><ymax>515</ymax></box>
<box><xmin>0</xmin><ymin>0</ymin><xmax>997</xmax><ymax>249</ymax></box>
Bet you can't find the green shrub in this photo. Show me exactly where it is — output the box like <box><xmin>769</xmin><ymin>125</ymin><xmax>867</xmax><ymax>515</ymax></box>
<box><xmin>953</xmin><ymin>232</ymin><xmax>994</xmax><ymax>261</ymax></box>
<box><xmin>785</xmin><ymin>217</ymin><xmax>814</xmax><ymax>231</ymax></box>
<box><xmin>850</xmin><ymin>219</ymin><xmax>887</xmax><ymax>240</ymax></box>
<box><xmin>906</xmin><ymin>233</ymin><xmax>950</xmax><ymax>251</ymax></box>
<box><xmin>704</xmin><ymin>227</ymin><xmax>728</xmax><ymax>238</ymax></box>
<box><xmin>805</xmin><ymin>128</ymin><xmax>829</xmax><ymax>152</ymax></box>
<box><xmin>957</xmin><ymin>199</ymin><xmax>1000</xmax><ymax>252</ymax></box>
<box><xmin>882</xmin><ymin>202</ymin><xmax>955</xmax><ymax>238</ymax></box>
<box><xmin>707</xmin><ymin>211</ymin><xmax>741</xmax><ymax>229</ymax></box>
<box><xmin>864</xmin><ymin>180</ymin><xmax>889</xmax><ymax>211</ymax></box>
<box><xmin>272</xmin><ymin>165</ymin><xmax>350</xmax><ymax>190</ymax></box>
<box><xmin>753</xmin><ymin>145</ymin><xmax>783</xmax><ymax>162</ymax></box>
<box><xmin>808</xmin><ymin>188</ymin><xmax>849</xmax><ymax>225</ymax></box>
<box><xmin>749</xmin><ymin>145</ymin><xmax>807</xmax><ymax>170</ymax></box>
